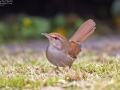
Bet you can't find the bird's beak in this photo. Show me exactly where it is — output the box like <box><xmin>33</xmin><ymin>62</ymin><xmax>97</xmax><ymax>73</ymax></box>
<box><xmin>41</xmin><ymin>33</ymin><xmax>50</xmax><ymax>38</ymax></box>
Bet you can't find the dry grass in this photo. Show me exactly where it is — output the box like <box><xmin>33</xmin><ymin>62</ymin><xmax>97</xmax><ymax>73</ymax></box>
<box><xmin>0</xmin><ymin>49</ymin><xmax>120</xmax><ymax>90</ymax></box>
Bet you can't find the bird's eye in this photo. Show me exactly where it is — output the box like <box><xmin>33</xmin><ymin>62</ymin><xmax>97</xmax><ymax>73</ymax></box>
<box><xmin>54</xmin><ymin>37</ymin><xmax>58</xmax><ymax>40</ymax></box>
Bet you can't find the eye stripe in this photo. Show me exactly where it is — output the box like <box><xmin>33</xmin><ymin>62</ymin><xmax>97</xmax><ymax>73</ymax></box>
<box><xmin>51</xmin><ymin>35</ymin><xmax>59</xmax><ymax>39</ymax></box>
<box><xmin>52</xmin><ymin>36</ymin><xmax>59</xmax><ymax>40</ymax></box>
<box><xmin>50</xmin><ymin>35</ymin><xmax>63</xmax><ymax>41</ymax></box>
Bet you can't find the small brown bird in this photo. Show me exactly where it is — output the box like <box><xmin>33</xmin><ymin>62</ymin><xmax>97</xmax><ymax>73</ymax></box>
<box><xmin>42</xmin><ymin>19</ymin><xmax>96</xmax><ymax>68</ymax></box>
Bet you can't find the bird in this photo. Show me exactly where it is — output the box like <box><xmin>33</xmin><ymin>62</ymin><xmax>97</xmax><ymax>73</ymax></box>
<box><xmin>42</xmin><ymin>19</ymin><xmax>96</xmax><ymax>68</ymax></box>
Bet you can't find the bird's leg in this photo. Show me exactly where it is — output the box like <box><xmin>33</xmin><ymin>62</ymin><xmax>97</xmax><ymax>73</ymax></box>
<box><xmin>55</xmin><ymin>66</ymin><xmax>64</xmax><ymax>74</ymax></box>
<box><xmin>54</xmin><ymin>66</ymin><xmax>60</xmax><ymax>74</ymax></box>
<box><xmin>69</xmin><ymin>65</ymin><xmax>72</xmax><ymax>69</ymax></box>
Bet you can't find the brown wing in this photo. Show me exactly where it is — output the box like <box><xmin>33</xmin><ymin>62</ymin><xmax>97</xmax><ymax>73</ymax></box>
<box><xmin>67</xmin><ymin>41</ymin><xmax>81</xmax><ymax>58</ymax></box>
<box><xmin>69</xmin><ymin>19</ymin><xmax>96</xmax><ymax>42</ymax></box>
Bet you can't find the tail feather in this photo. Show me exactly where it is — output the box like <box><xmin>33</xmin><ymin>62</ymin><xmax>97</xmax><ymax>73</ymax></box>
<box><xmin>69</xmin><ymin>19</ymin><xmax>96</xmax><ymax>42</ymax></box>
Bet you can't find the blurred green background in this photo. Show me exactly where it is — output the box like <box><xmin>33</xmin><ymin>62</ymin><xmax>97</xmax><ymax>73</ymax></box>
<box><xmin>0</xmin><ymin>0</ymin><xmax>120</xmax><ymax>42</ymax></box>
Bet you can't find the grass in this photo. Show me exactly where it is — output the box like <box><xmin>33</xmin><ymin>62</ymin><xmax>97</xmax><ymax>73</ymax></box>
<box><xmin>0</xmin><ymin>51</ymin><xmax>120</xmax><ymax>90</ymax></box>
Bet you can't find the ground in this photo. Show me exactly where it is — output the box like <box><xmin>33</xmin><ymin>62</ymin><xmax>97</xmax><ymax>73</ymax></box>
<box><xmin>0</xmin><ymin>35</ymin><xmax>120</xmax><ymax>90</ymax></box>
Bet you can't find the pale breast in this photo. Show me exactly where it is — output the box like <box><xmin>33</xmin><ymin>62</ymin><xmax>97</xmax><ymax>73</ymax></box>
<box><xmin>46</xmin><ymin>45</ymin><xmax>75</xmax><ymax>67</ymax></box>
